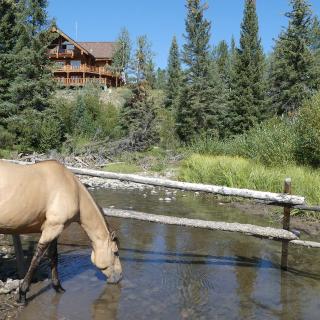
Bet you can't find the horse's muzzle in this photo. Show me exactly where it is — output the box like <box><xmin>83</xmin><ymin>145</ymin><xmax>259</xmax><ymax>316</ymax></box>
<box><xmin>107</xmin><ymin>272</ymin><xmax>122</xmax><ymax>284</ymax></box>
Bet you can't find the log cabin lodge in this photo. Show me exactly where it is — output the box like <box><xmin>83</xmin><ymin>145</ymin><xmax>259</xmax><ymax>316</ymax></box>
<box><xmin>48</xmin><ymin>26</ymin><xmax>122</xmax><ymax>88</ymax></box>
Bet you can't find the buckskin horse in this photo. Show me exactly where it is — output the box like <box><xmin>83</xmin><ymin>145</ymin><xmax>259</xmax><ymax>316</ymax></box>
<box><xmin>0</xmin><ymin>160</ymin><xmax>122</xmax><ymax>304</ymax></box>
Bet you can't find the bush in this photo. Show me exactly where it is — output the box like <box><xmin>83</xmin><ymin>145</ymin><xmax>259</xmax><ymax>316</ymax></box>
<box><xmin>157</xmin><ymin>109</ymin><xmax>179</xmax><ymax>150</ymax></box>
<box><xmin>295</xmin><ymin>92</ymin><xmax>320</xmax><ymax>167</ymax></box>
<box><xmin>242</xmin><ymin>118</ymin><xmax>296</xmax><ymax>166</ymax></box>
<box><xmin>0</xmin><ymin>126</ymin><xmax>15</xmax><ymax>148</ymax></box>
<box><xmin>188</xmin><ymin>118</ymin><xmax>296</xmax><ymax>167</ymax></box>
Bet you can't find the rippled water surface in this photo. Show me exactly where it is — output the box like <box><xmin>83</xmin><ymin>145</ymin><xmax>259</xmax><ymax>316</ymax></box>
<box><xmin>18</xmin><ymin>188</ymin><xmax>320</xmax><ymax>320</ymax></box>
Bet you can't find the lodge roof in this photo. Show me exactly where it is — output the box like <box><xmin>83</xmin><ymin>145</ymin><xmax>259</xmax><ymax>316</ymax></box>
<box><xmin>78</xmin><ymin>42</ymin><xmax>116</xmax><ymax>60</ymax></box>
<box><xmin>52</xmin><ymin>26</ymin><xmax>116</xmax><ymax>60</ymax></box>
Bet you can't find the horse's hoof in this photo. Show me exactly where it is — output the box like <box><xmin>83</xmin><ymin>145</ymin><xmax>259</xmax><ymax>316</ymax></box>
<box><xmin>53</xmin><ymin>283</ymin><xmax>66</xmax><ymax>293</ymax></box>
<box><xmin>16</xmin><ymin>294</ymin><xmax>27</xmax><ymax>306</ymax></box>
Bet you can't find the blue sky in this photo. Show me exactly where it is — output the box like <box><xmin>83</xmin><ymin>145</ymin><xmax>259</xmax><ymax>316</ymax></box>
<box><xmin>48</xmin><ymin>0</ymin><xmax>320</xmax><ymax>69</ymax></box>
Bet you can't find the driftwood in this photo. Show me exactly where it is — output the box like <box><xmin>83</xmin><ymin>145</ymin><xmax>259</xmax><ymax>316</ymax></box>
<box><xmin>103</xmin><ymin>208</ymin><xmax>298</xmax><ymax>240</ymax></box>
<box><xmin>70</xmin><ymin>167</ymin><xmax>305</xmax><ymax>205</ymax></box>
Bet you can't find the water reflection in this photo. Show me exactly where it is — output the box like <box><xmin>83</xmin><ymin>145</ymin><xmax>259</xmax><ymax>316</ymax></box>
<box><xmin>92</xmin><ymin>284</ymin><xmax>122</xmax><ymax>320</ymax></box>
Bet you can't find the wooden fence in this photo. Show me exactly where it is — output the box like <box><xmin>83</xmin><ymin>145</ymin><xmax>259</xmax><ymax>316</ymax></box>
<box><xmin>2</xmin><ymin>159</ymin><xmax>320</xmax><ymax>278</ymax></box>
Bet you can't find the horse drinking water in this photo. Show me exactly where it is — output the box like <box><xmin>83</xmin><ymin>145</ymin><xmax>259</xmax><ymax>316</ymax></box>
<box><xmin>0</xmin><ymin>160</ymin><xmax>122</xmax><ymax>304</ymax></box>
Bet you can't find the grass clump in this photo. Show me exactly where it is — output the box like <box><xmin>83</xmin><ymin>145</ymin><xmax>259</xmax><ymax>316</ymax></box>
<box><xmin>179</xmin><ymin>155</ymin><xmax>320</xmax><ymax>210</ymax></box>
<box><xmin>104</xmin><ymin>162</ymin><xmax>141</xmax><ymax>174</ymax></box>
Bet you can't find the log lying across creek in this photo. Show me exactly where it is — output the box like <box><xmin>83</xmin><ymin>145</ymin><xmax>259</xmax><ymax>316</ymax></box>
<box><xmin>103</xmin><ymin>208</ymin><xmax>320</xmax><ymax>248</ymax></box>
<box><xmin>70</xmin><ymin>167</ymin><xmax>305</xmax><ymax>205</ymax></box>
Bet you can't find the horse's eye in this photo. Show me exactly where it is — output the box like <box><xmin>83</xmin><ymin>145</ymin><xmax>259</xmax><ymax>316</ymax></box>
<box><xmin>114</xmin><ymin>251</ymin><xmax>119</xmax><ymax>257</ymax></box>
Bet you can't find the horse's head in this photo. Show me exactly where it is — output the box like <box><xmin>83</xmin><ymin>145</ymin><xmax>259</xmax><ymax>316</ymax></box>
<box><xmin>91</xmin><ymin>230</ymin><xmax>122</xmax><ymax>284</ymax></box>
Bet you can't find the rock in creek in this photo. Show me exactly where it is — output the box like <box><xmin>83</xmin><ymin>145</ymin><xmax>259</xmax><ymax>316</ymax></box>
<box><xmin>0</xmin><ymin>279</ymin><xmax>21</xmax><ymax>295</ymax></box>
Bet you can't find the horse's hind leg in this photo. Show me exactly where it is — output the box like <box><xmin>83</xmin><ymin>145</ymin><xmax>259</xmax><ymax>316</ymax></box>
<box><xmin>18</xmin><ymin>241</ymin><xmax>50</xmax><ymax>304</ymax></box>
<box><xmin>47</xmin><ymin>239</ymin><xmax>65</xmax><ymax>293</ymax></box>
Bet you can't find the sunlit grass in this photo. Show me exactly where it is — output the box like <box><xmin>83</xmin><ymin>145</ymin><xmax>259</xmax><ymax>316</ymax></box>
<box><xmin>103</xmin><ymin>162</ymin><xmax>141</xmax><ymax>174</ymax></box>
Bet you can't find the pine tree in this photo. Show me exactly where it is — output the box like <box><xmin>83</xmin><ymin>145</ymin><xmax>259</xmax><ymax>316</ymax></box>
<box><xmin>130</xmin><ymin>35</ymin><xmax>155</xmax><ymax>87</ymax></box>
<box><xmin>214</xmin><ymin>41</ymin><xmax>228</xmax><ymax>77</ymax></box>
<box><xmin>111</xmin><ymin>27</ymin><xmax>131</xmax><ymax>82</ymax></box>
<box><xmin>9</xmin><ymin>0</ymin><xmax>55</xmax><ymax>113</ymax></box>
<box><xmin>310</xmin><ymin>16</ymin><xmax>320</xmax><ymax>86</ymax></box>
<box><xmin>121</xmin><ymin>36</ymin><xmax>158</xmax><ymax>148</ymax></box>
<box><xmin>269</xmin><ymin>0</ymin><xmax>316</xmax><ymax>115</ymax></box>
<box><xmin>120</xmin><ymin>83</ymin><xmax>158</xmax><ymax>149</ymax></box>
<box><xmin>0</xmin><ymin>0</ymin><xmax>19</xmax><ymax>117</ymax></box>
<box><xmin>155</xmin><ymin>68</ymin><xmax>167</xmax><ymax>90</ymax></box>
<box><xmin>177</xmin><ymin>0</ymin><xmax>224</xmax><ymax>141</ymax></box>
<box><xmin>166</xmin><ymin>36</ymin><xmax>182</xmax><ymax>110</ymax></box>
<box><xmin>228</xmin><ymin>0</ymin><xmax>266</xmax><ymax>135</ymax></box>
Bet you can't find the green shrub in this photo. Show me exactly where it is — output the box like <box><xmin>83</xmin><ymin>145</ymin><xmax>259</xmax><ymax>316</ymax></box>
<box><xmin>0</xmin><ymin>126</ymin><xmax>15</xmax><ymax>148</ymax></box>
<box><xmin>295</xmin><ymin>92</ymin><xmax>320</xmax><ymax>167</ymax></box>
<box><xmin>242</xmin><ymin>118</ymin><xmax>296</xmax><ymax>166</ymax></box>
<box><xmin>188</xmin><ymin>118</ymin><xmax>296</xmax><ymax>167</ymax></box>
<box><xmin>157</xmin><ymin>109</ymin><xmax>179</xmax><ymax>150</ymax></box>
<box><xmin>38</xmin><ymin>111</ymin><xmax>63</xmax><ymax>152</ymax></box>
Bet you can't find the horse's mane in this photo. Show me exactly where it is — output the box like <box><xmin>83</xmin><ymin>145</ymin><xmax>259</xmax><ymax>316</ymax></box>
<box><xmin>98</xmin><ymin>205</ymin><xmax>120</xmax><ymax>248</ymax></box>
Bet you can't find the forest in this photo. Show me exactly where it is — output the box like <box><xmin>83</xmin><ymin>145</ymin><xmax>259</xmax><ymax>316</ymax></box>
<box><xmin>1</xmin><ymin>0</ymin><xmax>320</xmax><ymax>211</ymax></box>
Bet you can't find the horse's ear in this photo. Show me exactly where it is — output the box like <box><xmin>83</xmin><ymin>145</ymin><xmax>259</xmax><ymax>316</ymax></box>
<box><xmin>111</xmin><ymin>231</ymin><xmax>116</xmax><ymax>240</ymax></box>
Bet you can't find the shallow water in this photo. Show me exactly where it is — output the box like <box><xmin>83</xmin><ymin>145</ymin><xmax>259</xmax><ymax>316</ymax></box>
<box><xmin>18</xmin><ymin>188</ymin><xmax>320</xmax><ymax>320</ymax></box>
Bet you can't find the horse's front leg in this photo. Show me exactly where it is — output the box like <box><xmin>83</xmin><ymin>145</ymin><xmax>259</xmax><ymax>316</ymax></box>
<box><xmin>18</xmin><ymin>223</ymin><xmax>64</xmax><ymax>305</ymax></box>
<box><xmin>18</xmin><ymin>241</ymin><xmax>49</xmax><ymax>304</ymax></box>
<box><xmin>47</xmin><ymin>239</ymin><xmax>65</xmax><ymax>293</ymax></box>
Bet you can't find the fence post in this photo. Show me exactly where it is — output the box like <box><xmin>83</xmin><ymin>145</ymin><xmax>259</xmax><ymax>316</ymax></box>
<box><xmin>281</xmin><ymin>178</ymin><xmax>292</xmax><ymax>270</ymax></box>
<box><xmin>12</xmin><ymin>235</ymin><xmax>26</xmax><ymax>279</ymax></box>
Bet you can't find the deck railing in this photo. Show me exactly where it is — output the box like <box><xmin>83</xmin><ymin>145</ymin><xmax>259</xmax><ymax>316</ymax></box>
<box><xmin>49</xmin><ymin>49</ymin><xmax>74</xmax><ymax>58</ymax></box>
<box><xmin>55</xmin><ymin>77</ymin><xmax>108</xmax><ymax>86</ymax></box>
<box><xmin>53</xmin><ymin>65</ymin><xmax>114</xmax><ymax>77</ymax></box>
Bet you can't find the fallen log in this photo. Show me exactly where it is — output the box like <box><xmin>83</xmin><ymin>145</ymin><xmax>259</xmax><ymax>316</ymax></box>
<box><xmin>103</xmin><ymin>208</ymin><xmax>298</xmax><ymax>240</ymax></box>
<box><xmin>70</xmin><ymin>167</ymin><xmax>305</xmax><ymax>205</ymax></box>
<box><xmin>0</xmin><ymin>159</ymin><xmax>307</xmax><ymax>205</ymax></box>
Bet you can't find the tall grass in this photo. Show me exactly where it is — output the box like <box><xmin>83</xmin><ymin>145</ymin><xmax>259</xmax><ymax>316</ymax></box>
<box><xmin>179</xmin><ymin>155</ymin><xmax>320</xmax><ymax>209</ymax></box>
<box><xmin>188</xmin><ymin>118</ymin><xmax>296</xmax><ymax>167</ymax></box>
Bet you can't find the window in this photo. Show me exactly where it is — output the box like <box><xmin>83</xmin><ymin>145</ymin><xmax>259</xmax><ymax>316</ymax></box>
<box><xmin>70</xmin><ymin>60</ymin><xmax>81</xmax><ymax>68</ymax></box>
<box><xmin>55</xmin><ymin>61</ymin><xmax>65</xmax><ymax>68</ymax></box>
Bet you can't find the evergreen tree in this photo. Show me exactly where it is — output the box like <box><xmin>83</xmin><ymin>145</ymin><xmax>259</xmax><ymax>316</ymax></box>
<box><xmin>111</xmin><ymin>27</ymin><xmax>131</xmax><ymax>82</ymax></box>
<box><xmin>9</xmin><ymin>0</ymin><xmax>54</xmax><ymax>113</ymax></box>
<box><xmin>214</xmin><ymin>40</ymin><xmax>229</xmax><ymax>77</ymax></box>
<box><xmin>228</xmin><ymin>0</ymin><xmax>266</xmax><ymax>135</ymax></box>
<box><xmin>0</xmin><ymin>0</ymin><xmax>18</xmax><ymax>117</ymax></box>
<box><xmin>130</xmin><ymin>35</ymin><xmax>155</xmax><ymax>87</ymax></box>
<box><xmin>269</xmin><ymin>0</ymin><xmax>316</xmax><ymax>115</ymax></box>
<box><xmin>166</xmin><ymin>36</ymin><xmax>182</xmax><ymax>109</ymax></box>
<box><xmin>155</xmin><ymin>68</ymin><xmax>167</xmax><ymax>90</ymax></box>
<box><xmin>310</xmin><ymin>16</ymin><xmax>320</xmax><ymax>84</ymax></box>
<box><xmin>177</xmin><ymin>0</ymin><xmax>224</xmax><ymax>141</ymax></box>
<box><xmin>120</xmin><ymin>83</ymin><xmax>158</xmax><ymax>149</ymax></box>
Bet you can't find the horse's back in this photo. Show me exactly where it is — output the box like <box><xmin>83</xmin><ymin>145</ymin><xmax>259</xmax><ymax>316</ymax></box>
<box><xmin>0</xmin><ymin>160</ymin><xmax>80</xmax><ymax>234</ymax></box>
